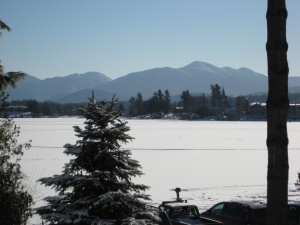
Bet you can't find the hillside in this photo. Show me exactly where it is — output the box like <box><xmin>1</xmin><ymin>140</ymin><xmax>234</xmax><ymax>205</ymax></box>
<box><xmin>6</xmin><ymin>61</ymin><xmax>300</xmax><ymax>103</ymax></box>
<box><xmin>7</xmin><ymin>72</ymin><xmax>112</xmax><ymax>101</ymax></box>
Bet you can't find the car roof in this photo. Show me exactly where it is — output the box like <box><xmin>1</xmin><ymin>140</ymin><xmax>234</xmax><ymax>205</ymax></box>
<box><xmin>161</xmin><ymin>202</ymin><xmax>198</xmax><ymax>208</ymax></box>
<box><xmin>224</xmin><ymin>201</ymin><xmax>300</xmax><ymax>209</ymax></box>
<box><xmin>220</xmin><ymin>201</ymin><xmax>267</xmax><ymax>209</ymax></box>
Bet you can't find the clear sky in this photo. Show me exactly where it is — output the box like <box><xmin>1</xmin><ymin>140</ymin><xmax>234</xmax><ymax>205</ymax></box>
<box><xmin>1</xmin><ymin>0</ymin><xmax>299</xmax><ymax>79</ymax></box>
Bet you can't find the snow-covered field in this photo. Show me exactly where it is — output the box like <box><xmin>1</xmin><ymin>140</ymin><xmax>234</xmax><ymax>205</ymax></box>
<box><xmin>14</xmin><ymin>118</ymin><xmax>300</xmax><ymax>225</ymax></box>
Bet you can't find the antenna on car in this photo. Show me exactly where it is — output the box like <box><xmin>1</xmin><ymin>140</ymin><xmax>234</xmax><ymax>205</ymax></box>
<box><xmin>161</xmin><ymin>187</ymin><xmax>187</xmax><ymax>205</ymax></box>
<box><xmin>175</xmin><ymin>188</ymin><xmax>181</xmax><ymax>200</ymax></box>
<box><xmin>175</xmin><ymin>187</ymin><xmax>186</xmax><ymax>202</ymax></box>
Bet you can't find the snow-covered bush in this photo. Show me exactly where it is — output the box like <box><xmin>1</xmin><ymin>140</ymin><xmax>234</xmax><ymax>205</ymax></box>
<box><xmin>36</xmin><ymin>94</ymin><xmax>160</xmax><ymax>224</ymax></box>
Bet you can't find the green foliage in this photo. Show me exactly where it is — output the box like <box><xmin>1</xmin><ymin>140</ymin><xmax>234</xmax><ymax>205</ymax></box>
<box><xmin>129</xmin><ymin>90</ymin><xmax>172</xmax><ymax>116</ymax></box>
<box><xmin>180</xmin><ymin>90</ymin><xmax>192</xmax><ymax>112</ymax></box>
<box><xmin>0</xmin><ymin>91</ymin><xmax>33</xmax><ymax>225</ymax></box>
<box><xmin>0</xmin><ymin>19</ymin><xmax>11</xmax><ymax>36</ymax></box>
<box><xmin>37</xmin><ymin>94</ymin><xmax>159</xmax><ymax>224</ymax></box>
<box><xmin>235</xmin><ymin>96</ymin><xmax>250</xmax><ymax>119</ymax></box>
<box><xmin>10</xmin><ymin>99</ymin><xmax>82</xmax><ymax>117</ymax></box>
<box><xmin>0</xmin><ymin>63</ymin><xmax>26</xmax><ymax>90</ymax></box>
<box><xmin>210</xmin><ymin>84</ymin><xmax>222</xmax><ymax>108</ymax></box>
<box><xmin>210</xmin><ymin>84</ymin><xmax>230</xmax><ymax>116</ymax></box>
<box><xmin>129</xmin><ymin>92</ymin><xmax>144</xmax><ymax>116</ymax></box>
<box><xmin>117</xmin><ymin>102</ymin><xmax>125</xmax><ymax>114</ymax></box>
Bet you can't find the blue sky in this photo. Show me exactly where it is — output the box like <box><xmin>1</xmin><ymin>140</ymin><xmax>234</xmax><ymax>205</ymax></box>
<box><xmin>1</xmin><ymin>0</ymin><xmax>299</xmax><ymax>79</ymax></box>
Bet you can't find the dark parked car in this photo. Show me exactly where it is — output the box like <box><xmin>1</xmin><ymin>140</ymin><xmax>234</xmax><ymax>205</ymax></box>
<box><xmin>158</xmin><ymin>188</ymin><xmax>222</xmax><ymax>225</ymax></box>
<box><xmin>159</xmin><ymin>201</ymin><xmax>223</xmax><ymax>225</ymax></box>
<box><xmin>200</xmin><ymin>201</ymin><xmax>267</xmax><ymax>225</ymax></box>
<box><xmin>201</xmin><ymin>200</ymin><xmax>300</xmax><ymax>225</ymax></box>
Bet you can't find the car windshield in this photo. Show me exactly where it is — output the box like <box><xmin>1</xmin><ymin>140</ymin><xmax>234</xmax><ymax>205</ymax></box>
<box><xmin>171</xmin><ymin>206</ymin><xmax>200</xmax><ymax>218</ymax></box>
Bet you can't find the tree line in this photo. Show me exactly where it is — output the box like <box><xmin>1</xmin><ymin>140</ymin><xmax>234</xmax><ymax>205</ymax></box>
<box><xmin>8</xmin><ymin>88</ymin><xmax>300</xmax><ymax>120</ymax></box>
<box><xmin>127</xmin><ymin>84</ymin><xmax>250</xmax><ymax>120</ymax></box>
<box><xmin>6</xmin><ymin>85</ymin><xmax>248</xmax><ymax>120</ymax></box>
<box><xmin>9</xmin><ymin>99</ymin><xmax>82</xmax><ymax>117</ymax></box>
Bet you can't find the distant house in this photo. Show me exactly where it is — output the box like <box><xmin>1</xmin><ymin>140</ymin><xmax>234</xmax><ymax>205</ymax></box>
<box><xmin>7</xmin><ymin>105</ymin><xmax>32</xmax><ymax>118</ymax></box>
<box><xmin>249</xmin><ymin>103</ymin><xmax>267</xmax><ymax>120</ymax></box>
<box><xmin>249</xmin><ymin>102</ymin><xmax>300</xmax><ymax>120</ymax></box>
<box><xmin>288</xmin><ymin>103</ymin><xmax>300</xmax><ymax>120</ymax></box>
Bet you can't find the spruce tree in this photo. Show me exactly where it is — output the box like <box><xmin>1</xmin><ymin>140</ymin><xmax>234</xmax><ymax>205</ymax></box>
<box><xmin>0</xmin><ymin>91</ymin><xmax>33</xmax><ymax>225</ymax></box>
<box><xmin>36</xmin><ymin>94</ymin><xmax>159</xmax><ymax>225</ymax></box>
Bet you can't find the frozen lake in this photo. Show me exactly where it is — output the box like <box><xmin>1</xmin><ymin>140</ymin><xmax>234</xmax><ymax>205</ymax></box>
<box><xmin>14</xmin><ymin>118</ymin><xmax>300</xmax><ymax>224</ymax></box>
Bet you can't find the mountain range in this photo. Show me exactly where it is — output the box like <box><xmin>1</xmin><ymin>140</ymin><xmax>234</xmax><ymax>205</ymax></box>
<box><xmin>7</xmin><ymin>61</ymin><xmax>300</xmax><ymax>103</ymax></box>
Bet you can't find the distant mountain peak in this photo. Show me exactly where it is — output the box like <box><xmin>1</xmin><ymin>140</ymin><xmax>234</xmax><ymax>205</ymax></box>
<box><xmin>7</xmin><ymin>61</ymin><xmax>300</xmax><ymax>103</ymax></box>
<box><xmin>182</xmin><ymin>61</ymin><xmax>212</xmax><ymax>68</ymax></box>
<box><xmin>180</xmin><ymin>61</ymin><xmax>223</xmax><ymax>73</ymax></box>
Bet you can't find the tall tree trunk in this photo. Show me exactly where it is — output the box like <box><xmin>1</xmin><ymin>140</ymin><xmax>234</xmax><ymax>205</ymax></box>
<box><xmin>266</xmin><ymin>1</ymin><xmax>289</xmax><ymax>225</ymax></box>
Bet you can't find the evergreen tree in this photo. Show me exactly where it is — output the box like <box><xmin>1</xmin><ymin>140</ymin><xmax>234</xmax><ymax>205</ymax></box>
<box><xmin>0</xmin><ymin>63</ymin><xmax>26</xmax><ymax>90</ymax></box>
<box><xmin>117</xmin><ymin>102</ymin><xmax>125</xmax><ymax>114</ymax></box>
<box><xmin>0</xmin><ymin>91</ymin><xmax>33</xmax><ymax>225</ymax></box>
<box><xmin>196</xmin><ymin>93</ymin><xmax>208</xmax><ymax>118</ymax></box>
<box><xmin>128</xmin><ymin>96</ymin><xmax>136</xmax><ymax>117</ymax></box>
<box><xmin>156</xmin><ymin>89</ymin><xmax>166</xmax><ymax>114</ymax></box>
<box><xmin>210</xmin><ymin>84</ymin><xmax>222</xmax><ymax>109</ymax></box>
<box><xmin>221</xmin><ymin>87</ymin><xmax>230</xmax><ymax>109</ymax></box>
<box><xmin>26</xmin><ymin>99</ymin><xmax>40</xmax><ymax>116</ymax></box>
<box><xmin>0</xmin><ymin>19</ymin><xmax>11</xmax><ymax>36</ymax></box>
<box><xmin>135</xmin><ymin>92</ymin><xmax>144</xmax><ymax>115</ymax></box>
<box><xmin>163</xmin><ymin>90</ymin><xmax>171</xmax><ymax>114</ymax></box>
<box><xmin>180</xmin><ymin>90</ymin><xmax>192</xmax><ymax>112</ymax></box>
<box><xmin>36</xmin><ymin>94</ymin><xmax>159</xmax><ymax>225</ymax></box>
<box><xmin>235</xmin><ymin>96</ymin><xmax>249</xmax><ymax>119</ymax></box>
<box><xmin>146</xmin><ymin>91</ymin><xmax>160</xmax><ymax>114</ymax></box>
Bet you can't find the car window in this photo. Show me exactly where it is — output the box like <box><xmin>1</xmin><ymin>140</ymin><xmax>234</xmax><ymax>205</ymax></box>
<box><xmin>221</xmin><ymin>204</ymin><xmax>248</xmax><ymax>220</ymax></box>
<box><xmin>159</xmin><ymin>205</ymin><xmax>165</xmax><ymax>211</ymax></box>
<box><xmin>193</xmin><ymin>207</ymin><xmax>200</xmax><ymax>215</ymax></box>
<box><xmin>222</xmin><ymin>204</ymin><xmax>236</xmax><ymax>217</ymax></box>
<box><xmin>172</xmin><ymin>208</ymin><xmax>184</xmax><ymax>218</ymax></box>
<box><xmin>233</xmin><ymin>205</ymin><xmax>248</xmax><ymax>220</ymax></box>
<box><xmin>170</xmin><ymin>206</ymin><xmax>199</xmax><ymax>218</ymax></box>
<box><xmin>211</xmin><ymin>203</ymin><xmax>225</xmax><ymax>215</ymax></box>
<box><xmin>159</xmin><ymin>206</ymin><xmax>172</xmax><ymax>215</ymax></box>
<box><xmin>186</xmin><ymin>206</ymin><xmax>199</xmax><ymax>217</ymax></box>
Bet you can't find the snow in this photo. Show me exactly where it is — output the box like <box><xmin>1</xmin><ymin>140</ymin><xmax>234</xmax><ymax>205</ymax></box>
<box><xmin>14</xmin><ymin>118</ymin><xmax>300</xmax><ymax>224</ymax></box>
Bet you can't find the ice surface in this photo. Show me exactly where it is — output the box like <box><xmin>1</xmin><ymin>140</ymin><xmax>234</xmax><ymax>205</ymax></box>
<box><xmin>13</xmin><ymin>118</ymin><xmax>300</xmax><ymax>224</ymax></box>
